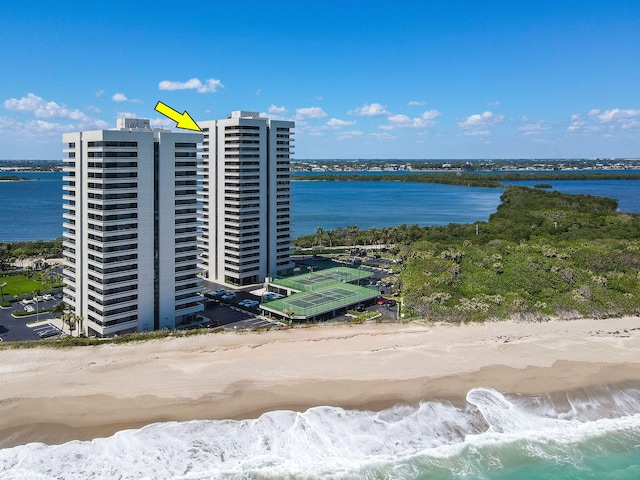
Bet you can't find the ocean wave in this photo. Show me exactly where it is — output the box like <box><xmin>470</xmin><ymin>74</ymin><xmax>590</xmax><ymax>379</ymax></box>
<box><xmin>1</xmin><ymin>384</ymin><xmax>640</xmax><ymax>479</ymax></box>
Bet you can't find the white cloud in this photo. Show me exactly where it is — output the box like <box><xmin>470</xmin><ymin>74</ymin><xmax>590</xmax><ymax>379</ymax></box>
<box><xmin>380</xmin><ymin>110</ymin><xmax>441</xmax><ymax>130</ymax></box>
<box><xmin>337</xmin><ymin>130</ymin><xmax>364</xmax><ymax>140</ymax></box>
<box><xmin>567</xmin><ymin>115</ymin><xmax>586</xmax><ymax>133</ymax></box>
<box><xmin>518</xmin><ymin>120</ymin><xmax>550</xmax><ymax>136</ymax></box>
<box><xmin>112</xmin><ymin>93</ymin><xmax>128</xmax><ymax>102</ymax></box>
<box><xmin>149</xmin><ymin>117</ymin><xmax>176</xmax><ymax>129</ymax></box>
<box><xmin>81</xmin><ymin>118</ymin><xmax>110</xmax><ymax>130</ymax></box>
<box><xmin>158</xmin><ymin>77</ymin><xmax>224</xmax><ymax>93</ymax></box>
<box><xmin>95</xmin><ymin>90</ymin><xmax>104</xmax><ymax>98</ymax></box>
<box><xmin>457</xmin><ymin>111</ymin><xmax>504</xmax><ymax>135</ymax></box>
<box><xmin>85</xmin><ymin>105</ymin><xmax>101</xmax><ymax>114</ymax></box>
<box><xmin>326</xmin><ymin>118</ymin><xmax>355</xmax><ymax>128</ymax></box>
<box><xmin>463</xmin><ymin>130</ymin><xmax>491</xmax><ymax>136</ymax></box>
<box><xmin>0</xmin><ymin>94</ymin><xmax>112</xmax><ymax>145</ymax></box>
<box><xmin>269</xmin><ymin>105</ymin><xmax>288</xmax><ymax>115</ymax></box>
<box><xmin>408</xmin><ymin>100</ymin><xmax>426</xmax><ymax>106</ymax></box>
<box><xmin>587</xmin><ymin>108</ymin><xmax>640</xmax><ymax>129</ymax></box>
<box><xmin>348</xmin><ymin>103</ymin><xmax>391</xmax><ymax>116</ymax></box>
<box><xmin>370</xmin><ymin>132</ymin><xmax>396</xmax><ymax>140</ymax></box>
<box><xmin>421</xmin><ymin>110</ymin><xmax>441</xmax><ymax>122</ymax></box>
<box><xmin>567</xmin><ymin>108</ymin><xmax>640</xmax><ymax>134</ymax></box>
<box><xmin>488</xmin><ymin>100</ymin><xmax>501</xmax><ymax>106</ymax></box>
<box><xmin>295</xmin><ymin>106</ymin><xmax>327</xmax><ymax>120</ymax></box>
<box><xmin>4</xmin><ymin>93</ymin><xmax>90</xmax><ymax>121</ymax></box>
<box><xmin>27</xmin><ymin>119</ymin><xmax>75</xmax><ymax>134</ymax></box>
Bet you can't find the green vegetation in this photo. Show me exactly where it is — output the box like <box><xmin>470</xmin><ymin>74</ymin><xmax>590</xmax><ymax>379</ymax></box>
<box><xmin>0</xmin><ymin>271</ymin><xmax>62</xmax><ymax>298</ymax></box>
<box><xmin>0</xmin><ymin>239</ymin><xmax>62</xmax><ymax>270</ymax></box>
<box><xmin>400</xmin><ymin>187</ymin><xmax>640</xmax><ymax>321</ymax></box>
<box><xmin>0</xmin><ymin>326</ymin><xmax>225</xmax><ymax>349</ymax></box>
<box><xmin>13</xmin><ymin>306</ymin><xmax>53</xmax><ymax>317</ymax></box>
<box><xmin>298</xmin><ymin>187</ymin><xmax>640</xmax><ymax>322</ymax></box>
<box><xmin>295</xmin><ymin>171</ymin><xmax>640</xmax><ymax>189</ymax></box>
<box><xmin>297</xmin><ymin>172</ymin><xmax>503</xmax><ymax>188</ymax></box>
<box><xmin>0</xmin><ymin>275</ymin><xmax>51</xmax><ymax>297</ymax></box>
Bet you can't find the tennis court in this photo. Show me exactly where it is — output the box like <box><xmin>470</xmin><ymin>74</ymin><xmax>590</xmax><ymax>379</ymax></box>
<box><xmin>272</xmin><ymin>266</ymin><xmax>373</xmax><ymax>293</ymax></box>
<box><xmin>262</xmin><ymin>267</ymin><xmax>378</xmax><ymax>319</ymax></box>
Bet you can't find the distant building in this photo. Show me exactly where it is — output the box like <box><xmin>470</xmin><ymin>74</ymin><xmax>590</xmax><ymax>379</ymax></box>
<box><xmin>198</xmin><ymin>111</ymin><xmax>294</xmax><ymax>286</ymax></box>
<box><xmin>62</xmin><ymin>118</ymin><xmax>203</xmax><ymax>337</ymax></box>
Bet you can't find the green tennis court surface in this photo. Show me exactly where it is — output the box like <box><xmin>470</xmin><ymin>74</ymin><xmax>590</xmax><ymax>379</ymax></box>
<box><xmin>272</xmin><ymin>266</ymin><xmax>372</xmax><ymax>292</ymax></box>
<box><xmin>263</xmin><ymin>267</ymin><xmax>378</xmax><ymax>319</ymax></box>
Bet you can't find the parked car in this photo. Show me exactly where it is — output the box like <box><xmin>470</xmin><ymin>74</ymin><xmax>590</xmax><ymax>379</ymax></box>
<box><xmin>239</xmin><ymin>299</ymin><xmax>259</xmax><ymax>308</ymax></box>
<box><xmin>386</xmin><ymin>299</ymin><xmax>397</xmax><ymax>307</ymax></box>
<box><xmin>376</xmin><ymin>298</ymin><xmax>389</xmax><ymax>305</ymax></box>
<box><xmin>220</xmin><ymin>292</ymin><xmax>236</xmax><ymax>301</ymax></box>
<box><xmin>39</xmin><ymin>329</ymin><xmax>61</xmax><ymax>339</ymax></box>
<box><xmin>211</xmin><ymin>289</ymin><xmax>227</xmax><ymax>296</ymax></box>
<box><xmin>354</xmin><ymin>304</ymin><xmax>366</xmax><ymax>312</ymax></box>
<box><xmin>263</xmin><ymin>292</ymin><xmax>283</xmax><ymax>300</ymax></box>
<box><xmin>24</xmin><ymin>305</ymin><xmax>35</xmax><ymax>313</ymax></box>
<box><xmin>42</xmin><ymin>294</ymin><xmax>53</xmax><ymax>301</ymax></box>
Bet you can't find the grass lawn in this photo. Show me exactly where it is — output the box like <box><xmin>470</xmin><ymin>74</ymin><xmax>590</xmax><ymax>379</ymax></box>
<box><xmin>0</xmin><ymin>275</ymin><xmax>49</xmax><ymax>298</ymax></box>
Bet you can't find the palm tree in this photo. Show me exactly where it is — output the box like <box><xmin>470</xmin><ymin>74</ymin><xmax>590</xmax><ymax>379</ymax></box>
<box><xmin>0</xmin><ymin>282</ymin><xmax>7</xmax><ymax>302</ymax></box>
<box><xmin>77</xmin><ymin>316</ymin><xmax>84</xmax><ymax>337</ymax></box>
<box><xmin>315</xmin><ymin>226</ymin><xmax>324</xmax><ymax>248</ymax></box>
<box><xmin>65</xmin><ymin>315</ymin><xmax>77</xmax><ymax>334</ymax></box>
<box><xmin>347</xmin><ymin>225</ymin><xmax>359</xmax><ymax>246</ymax></box>
<box><xmin>49</xmin><ymin>301</ymin><xmax>67</xmax><ymax>319</ymax></box>
<box><xmin>326</xmin><ymin>230</ymin><xmax>334</xmax><ymax>248</ymax></box>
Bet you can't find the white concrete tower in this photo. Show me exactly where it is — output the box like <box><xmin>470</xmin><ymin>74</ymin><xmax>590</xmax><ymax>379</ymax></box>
<box><xmin>198</xmin><ymin>111</ymin><xmax>294</xmax><ymax>286</ymax></box>
<box><xmin>62</xmin><ymin>119</ymin><xmax>203</xmax><ymax>337</ymax></box>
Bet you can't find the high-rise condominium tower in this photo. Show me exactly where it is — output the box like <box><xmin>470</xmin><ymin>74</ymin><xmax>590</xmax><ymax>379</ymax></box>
<box><xmin>62</xmin><ymin>118</ymin><xmax>203</xmax><ymax>337</ymax></box>
<box><xmin>198</xmin><ymin>111</ymin><xmax>294</xmax><ymax>286</ymax></box>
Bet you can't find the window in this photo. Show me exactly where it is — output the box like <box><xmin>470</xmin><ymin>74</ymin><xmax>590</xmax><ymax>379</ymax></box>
<box><xmin>88</xmin><ymin>141</ymin><xmax>137</xmax><ymax>147</ymax></box>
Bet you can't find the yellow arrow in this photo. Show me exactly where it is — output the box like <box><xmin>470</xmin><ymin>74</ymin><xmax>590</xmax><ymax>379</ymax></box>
<box><xmin>154</xmin><ymin>101</ymin><xmax>201</xmax><ymax>131</ymax></box>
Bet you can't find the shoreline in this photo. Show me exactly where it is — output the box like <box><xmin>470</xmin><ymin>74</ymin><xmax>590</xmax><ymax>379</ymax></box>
<box><xmin>1</xmin><ymin>317</ymin><xmax>640</xmax><ymax>448</ymax></box>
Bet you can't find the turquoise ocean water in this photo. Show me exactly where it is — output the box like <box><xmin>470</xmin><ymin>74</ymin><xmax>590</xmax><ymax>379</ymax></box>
<box><xmin>1</xmin><ymin>385</ymin><xmax>639</xmax><ymax>479</ymax></box>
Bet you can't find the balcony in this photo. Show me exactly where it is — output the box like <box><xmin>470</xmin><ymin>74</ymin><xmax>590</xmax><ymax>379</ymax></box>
<box><xmin>87</xmin><ymin>317</ymin><xmax>138</xmax><ymax>337</ymax></box>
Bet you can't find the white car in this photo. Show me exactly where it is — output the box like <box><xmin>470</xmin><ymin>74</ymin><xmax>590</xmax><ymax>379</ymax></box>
<box><xmin>24</xmin><ymin>305</ymin><xmax>35</xmax><ymax>313</ymax></box>
<box><xmin>42</xmin><ymin>294</ymin><xmax>53</xmax><ymax>301</ymax></box>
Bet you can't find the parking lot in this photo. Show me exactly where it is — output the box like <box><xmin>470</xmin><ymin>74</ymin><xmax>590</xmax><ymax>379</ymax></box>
<box><xmin>0</xmin><ymin>297</ymin><xmax>64</xmax><ymax>342</ymax></box>
<box><xmin>202</xmin><ymin>295</ymin><xmax>277</xmax><ymax>330</ymax></box>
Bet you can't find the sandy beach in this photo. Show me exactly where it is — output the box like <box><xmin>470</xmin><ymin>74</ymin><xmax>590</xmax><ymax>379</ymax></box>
<box><xmin>1</xmin><ymin>317</ymin><xmax>640</xmax><ymax>448</ymax></box>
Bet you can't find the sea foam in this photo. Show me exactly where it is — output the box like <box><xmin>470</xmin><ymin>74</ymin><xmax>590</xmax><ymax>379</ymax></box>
<box><xmin>1</xmin><ymin>385</ymin><xmax>639</xmax><ymax>479</ymax></box>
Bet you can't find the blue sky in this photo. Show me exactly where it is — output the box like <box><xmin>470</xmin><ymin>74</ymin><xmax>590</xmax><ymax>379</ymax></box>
<box><xmin>1</xmin><ymin>0</ymin><xmax>639</xmax><ymax>159</ymax></box>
